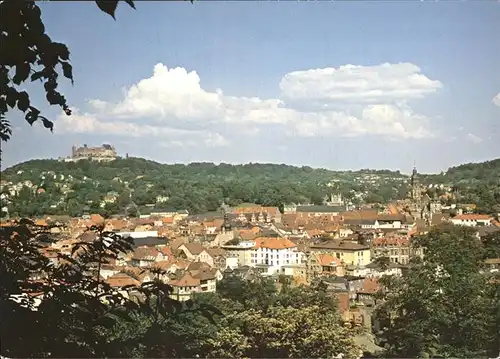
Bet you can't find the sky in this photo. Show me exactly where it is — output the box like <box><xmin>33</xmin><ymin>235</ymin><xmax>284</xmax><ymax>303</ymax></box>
<box><xmin>2</xmin><ymin>1</ymin><xmax>500</xmax><ymax>173</ymax></box>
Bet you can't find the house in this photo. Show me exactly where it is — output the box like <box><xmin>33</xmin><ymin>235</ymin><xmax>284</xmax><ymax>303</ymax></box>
<box><xmin>223</xmin><ymin>265</ymin><xmax>258</xmax><ymax>281</ymax></box>
<box><xmin>104</xmin><ymin>219</ymin><xmax>129</xmax><ymax>232</ymax></box>
<box><xmin>188</xmin><ymin>263</ymin><xmax>222</xmax><ymax>287</ymax></box>
<box><xmin>280</xmin><ymin>264</ymin><xmax>308</xmax><ymax>281</ymax></box>
<box><xmin>123</xmin><ymin>267</ymin><xmax>154</xmax><ymax>283</ymax></box>
<box><xmin>451</xmin><ymin>214</ymin><xmax>493</xmax><ymax>227</ymax></box>
<box><xmin>372</xmin><ymin>237</ymin><xmax>412</xmax><ymax>265</ymax></box>
<box><xmin>168</xmin><ymin>273</ymin><xmax>200</xmax><ymax>301</ymax></box>
<box><xmin>338</xmin><ymin>227</ymin><xmax>355</xmax><ymax>238</ymax></box>
<box><xmin>295</xmin><ymin>205</ymin><xmax>346</xmax><ymax>217</ymax></box>
<box><xmin>131</xmin><ymin>246</ymin><xmax>165</xmax><ymax>267</ymax></box>
<box><xmin>251</xmin><ymin>237</ymin><xmax>306</xmax><ymax>275</ymax></box>
<box><xmin>364</xmin><ymin>261</ymin><xmax>406</xmax><ymax>277</ymax></box>
<box><xmin>356</xmin><ymin>277</ymin><xmax>380</xmax><ymax>306</ymax></box>
<box><xmin>176</xmin><ymin>243</ymin><xmax>215</xmax><ymax>267</ymax></box>
<box><xmin>232</xmin><ymin>206</ymin><xmax>282</xmax><ymax>224</ymax></box>
<box><xmin>373</xmin><ymin>214</ymin><xmax>405</xmax><ymax>229</ymax></box>
<box><xmin>309</xmin><ymin>240</ymin><xmax>371</xmax><ymax>266</ymax></box>
<box><xmin>306</xmin><ymin>252</ymin><xmax>345</xmax><ymax>282</ymax></box>
<box><xmin>221</xmin><ymin>240</ymin><xmax>255</xmax><ymax>267</ymax></box>
<box><xmin>207</xmin><ymin>247</ymin><xmax>227</xmax><ymax>269</ymax></box>
<box><xmin>168</xmin><ymin>265</ymin><xmax>219</xmax><ymax>301</ymax></box>
<box><xmin>320</xmin><ymin>276</ymin><xmax>366</xmax><ymax>300</ymax></box>
<box><xmin>105</xmin><ymin>272</ymin><xmax>141</xmax><ymax>288</ymax></box>
<box><xmin>100</xmin><ymin>264</ymin><xmax>121</xmax><ymax>279</ymax></box>
<box><xmin>344</xmin><ymin>215</ymin><xmax>404</xmax><ymax>230</ymax></box>
<box><xmin>484</xmin><ymin>258</ymin><xmax>500</xmax><ymax>273</ymax></box>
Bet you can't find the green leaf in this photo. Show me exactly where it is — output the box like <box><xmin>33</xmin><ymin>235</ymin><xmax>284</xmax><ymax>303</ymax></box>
<box><xmin>96</xmin><ymin>1</ymin><xmax>119</xmax><ymax>19</ymax></box>
<box><xmin>13</xmin><ymin>63</ymin><xmax>30</xmax><ymax>85</ymax></box>
<box><xmin>17</xmin><ymin>91</ymin><xmax>30</xmax><ymax>112</ymax></box>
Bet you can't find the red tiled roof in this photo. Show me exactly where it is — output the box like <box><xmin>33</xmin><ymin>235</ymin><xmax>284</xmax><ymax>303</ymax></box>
<box><xmin>453</xmin><ymin>214</ymin><xmax>492</xmax><ymax>221</ymax></box>
<box><xmin>254</xmin><ymin>237</ymin><xmax>296</xmax><ymax>250</ymax></box>
<box><xmin>372</xmin><ymin>237</ymin><xmax>409</xmax><ymax>247</ymax></box>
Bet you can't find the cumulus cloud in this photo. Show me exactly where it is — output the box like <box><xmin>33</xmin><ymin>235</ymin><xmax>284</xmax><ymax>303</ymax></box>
<box><xmin>279</xmin><ymin>63</ymin><xmax>442</xmax><ymax>106</ymax></box>
<box><xmin>55</xmin><ymin>109</ymin><xmax>230</xmax><ymax>148</ymax></box>
<box><xmin>493</xmin><ymin>92</ymin><xmax>500</xmax><ymax>107</ymax></box>
<box><xmin>57</xmin><ymin>62</ymin><xmax>442</xmax><ymax>144</ymax></box>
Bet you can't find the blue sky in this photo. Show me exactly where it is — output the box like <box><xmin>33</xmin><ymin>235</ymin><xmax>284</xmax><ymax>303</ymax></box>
<box><xmin>3</xmin><ymin>1</ymin><xmax>499</xmax><ymax>173</ymax></box>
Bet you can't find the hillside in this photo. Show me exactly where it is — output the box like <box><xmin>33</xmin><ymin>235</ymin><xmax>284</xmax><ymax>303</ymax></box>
<box><xmin>1</xmin><ymin>158</ymin><xmax>410</xmax><ymax>218</ymax></box>
<box><xmin>1</xmin><ymin>157</ymin><xmax>498</xmax><ymax>218</ymax></box>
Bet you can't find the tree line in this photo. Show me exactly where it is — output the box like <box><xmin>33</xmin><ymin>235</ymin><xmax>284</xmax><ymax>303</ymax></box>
<box><xmin>1</xmin><ymin>158</ymin><xmax>410</xmax><ymax>218</ymax></box>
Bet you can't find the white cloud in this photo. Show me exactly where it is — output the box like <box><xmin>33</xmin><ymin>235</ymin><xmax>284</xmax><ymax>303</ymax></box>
<box><xmin>279</xmin><ymin>63</ymin><xmax>442</xmax><ymax>106</ymax></box>
<box><xmin>466</xmin><ymin>133</ymin><xmax>483</xmax><ymax>144</ymax></box>
<box><xmin>58</xmin><ymin>62</ymin><xmax>442</xmax><ymax>144</ymax></box>
<box><xmin>55</xmin><ymin>108</ymin><xmax>230</xmax><ymax>148</ymax></box>
<box><xmin>493</xmin><ymin>92</ymin><xmax>500</xmax><ymax>107</ymax></box>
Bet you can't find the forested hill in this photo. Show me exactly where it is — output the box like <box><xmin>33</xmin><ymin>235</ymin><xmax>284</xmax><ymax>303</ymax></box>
<box><xmin>1</xmin><ymin>157</ymin><xmax>498</xmax><ymax>218</ymax></box>
<box><xmin>1</xmin><ymin>158</ymin><xmax>409</xmax><ymax>217</ymax></box>
<box><xmin>446</xmin><ymin>158</ymin><xmax>500</xmax><ymax>182</ymax></box>
<box><xmin>418</xmin><ymin>158</ymin><xmax>500</xmax><ymax>185</ymax></box>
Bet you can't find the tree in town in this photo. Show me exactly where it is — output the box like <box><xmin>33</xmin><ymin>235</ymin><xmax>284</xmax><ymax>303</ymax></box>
<box><xmin>374</xmin><ymin>224</ymin><xmax>499</xmax><ymax>358</ymax></box>
<box><xmin>0</xmin><ymin>219</ymin><xmax>218</xmax><ymax>358</ymax></box>
<box><xmin>209</xmin><ymin>305</ymin><xmax>360</xmax><ymax>358</ymax></box>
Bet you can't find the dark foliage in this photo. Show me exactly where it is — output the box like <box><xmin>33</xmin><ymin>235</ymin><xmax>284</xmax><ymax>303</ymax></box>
<box><xmin>0</xmin><ymin>219</ymin><xmax>217</xmax><ymax>358</ymax></box>
<box><xmin>374</xmin><ymin>225</ymin><xmax>500</xmax><ymax>358</ymax></box>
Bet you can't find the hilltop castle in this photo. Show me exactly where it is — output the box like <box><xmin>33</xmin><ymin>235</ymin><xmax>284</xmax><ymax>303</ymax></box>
<box><xmin>63</xmin><ymin>144</ymin><xmax>118</xmax><ymax>162</ymax></box>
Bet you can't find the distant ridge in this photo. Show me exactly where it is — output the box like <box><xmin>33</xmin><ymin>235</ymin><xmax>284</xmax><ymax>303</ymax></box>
<box><xmin>3</xmin><ymin>156</ymin><xmax>500</xmax><ymax>177</ymax></box>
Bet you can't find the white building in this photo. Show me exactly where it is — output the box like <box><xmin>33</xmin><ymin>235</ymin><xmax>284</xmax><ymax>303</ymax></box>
<box><xmin>251</xmin><ymin>237</ymin><xmax>306</xmax><ymax>275</ymax></box>
<box><xmin>450</xmin><ymin>214</ymin><xmax>493</xmax><ymax>227</ymax></box>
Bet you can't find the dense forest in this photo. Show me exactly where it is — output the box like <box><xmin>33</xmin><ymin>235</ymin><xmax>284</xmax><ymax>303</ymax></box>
<box><xmin>0</xmin><ymin>158</ymin><xmax>410</xmax><ymax>218</ymax></box>
<box><xmin>1</xmin><ymin>157</ymin><xmax>499</xmax><ymax>218</ymax></box>
<box><xmin>420</xmin><ymin>158</ymin><xmax>500</xmax><ymax>215</ymax></box>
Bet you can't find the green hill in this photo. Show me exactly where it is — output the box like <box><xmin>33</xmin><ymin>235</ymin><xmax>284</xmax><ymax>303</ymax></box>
<box><xmin>1</xmin><ymin>158</ymin><xmax>409</xmax><ymax>218</ymax></box>
<box><xmin>1</xmin><ymin>157</ymin><xmax>498</xmax><ymax>218</ymax></box>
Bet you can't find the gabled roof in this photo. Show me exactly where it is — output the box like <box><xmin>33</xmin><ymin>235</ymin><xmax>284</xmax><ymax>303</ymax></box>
<box><xmin>372</xmin><ymin>237</ymin><xmax>409</xmax><ymax>247</ymax></box>
<box><xmin>169</xmin><ymin>272</ymin><xmax>200</xmax><ymax>287</ymax></box>
<box><xmin>314</xmin><ymin>253</ymin><xmax>342</xmax><ymax>267</ymax></box>
<box><xmin>132</xmin><ymin>246</ymin><xmax>160</xmax><ymax>261</ymax></box>
<box><xmin>453</xmin><ymin>214</ymin><xmax>493</xmax><ymax>221</ymax></box>
<box><xmin>254</xmin><ymin>237</ymin><xmax>296</xmax><ymax>250</ymax></box>
<box><xmin>296</xmin><ymin>205</ymin><xmax>346</xmax><ymax>213</ymax></box>
<box><xmin>207</xmin><ymin>247</ymin><xmax>226</xmax><ymax>257</ymax></box>
<box><xmin>105</xmin><ymin>272</ymin><xmax>140</xmax><ymax>287</ymax></box>
<box><xmin>90</xmin><ymin>214</ymin><xmax>105</xmax><ymax>225</ymax></box>
<box><xmin>130</xmin><ymin>236</ymin><xmax>168</xmax><ymax>249</ymax></box>
<box><xmin>310</xmin><ymin>239</ymin><xmax>369</xmax><ymax>251</ymax></box>
<box><xmin>357</xmin><ymin>277</ymin><xmax>380</xmax><ymax>294</ymax></box>
<box><xmin>191</xmin><ymin>267</ymin><xmax>218</xmax><ymax>281</ymax></box>
<box><xmin>180</xmin><ymin>242</ymin><xmax>205</xmax><ymax>255</ymax></box>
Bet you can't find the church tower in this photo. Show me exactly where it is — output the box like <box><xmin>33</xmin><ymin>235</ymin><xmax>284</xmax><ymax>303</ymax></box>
<box><xmin>410</xmin><ymin>165</ymin><xmax>425</xmax><ymax>220</ymax></box>
<box><xmin>410</xmin><ymin>166</ymin><xmax>419</xmax><ymax>200</ymax></box>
